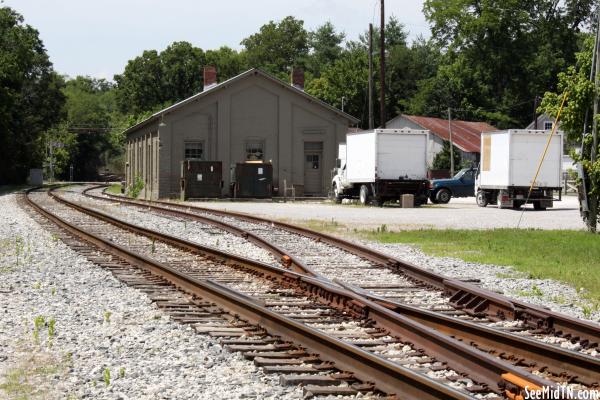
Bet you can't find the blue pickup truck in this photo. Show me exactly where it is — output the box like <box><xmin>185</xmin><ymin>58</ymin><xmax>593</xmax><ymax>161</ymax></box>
<box><xmin>429</xmin><ymin>167</ymin><xmax>477</xmax><ymax>204</ymax></box>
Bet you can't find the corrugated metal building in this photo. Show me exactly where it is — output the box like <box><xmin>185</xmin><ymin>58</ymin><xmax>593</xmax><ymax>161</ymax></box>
<box><xmin>385</xmin><ymin>114</ymin><xmax>496</xmax><ymax>165</ymax></box>
<box><xmin>124</xmin><ymin>67</ymin><xmax>359</xmax><ymax>199</ymax></box>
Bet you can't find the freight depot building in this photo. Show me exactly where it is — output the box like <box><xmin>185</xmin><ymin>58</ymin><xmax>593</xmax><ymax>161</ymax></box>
<box><xmin>124</xmin><ymin>68</ymin><xmax>359</xmax><ymax>199</ymax></box>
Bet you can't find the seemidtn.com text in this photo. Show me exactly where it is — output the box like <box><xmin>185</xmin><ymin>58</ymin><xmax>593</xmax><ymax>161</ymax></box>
<box><xmin>525</xmin><ymin>386</ymin><xmax>600</xmax><ymax>400</ymax></box>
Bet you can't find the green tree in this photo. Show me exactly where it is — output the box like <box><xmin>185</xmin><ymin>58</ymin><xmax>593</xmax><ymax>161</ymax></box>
<box><xmin>114</xmin><ymin>49</ymin><xmax>163</xmax><ymax>115</ymax></box>
<box><xmin>540</xmin><ymin>35</ymin><xmax>599</xmax><ymax>232</ymax></box>
<box><xmin>205</xmin><ymin>46</ymin><xmax>247</xmax><ymax>81</ymax></box>
<box><xmin>305</xmin><ymin>47</ymin><xmax>368</xmax><ymax>124</ymax></box>
<box><xmin>307</xmin><ymin>21</ymin><xmax>345</xmax><ymax>76</ymax></box>
<box><xmin>60</xmin><ymin>76</ymin><xmax>122</xmax><ymax>180</ymax></box>
<box><xmin>0</xmin><ymin>6</ymin><xmax>65</xmax><ymax>183</ymax></box>
<box><xmin>418</xmin><ymin>0</ymin><xmax>593</xmax><ymax>127</ymax></box>
<box><xmin>160</xmin><ymin>41</ymin><xmax>205</xmax><ymax>102</ymax></box>
<box><xmin>114</xmin><ymin>41</ymin><xmax>206</xmax><ymax>116</ymax></box>
<box><xmin>432</xmin><ymin>140</ymin><xmax>462</xmax><ymax>170</ymax></box>
<box><xmin>241</xmin><ymin>16</ymin><xmax>309</xmax><ymax>77</ymax></box>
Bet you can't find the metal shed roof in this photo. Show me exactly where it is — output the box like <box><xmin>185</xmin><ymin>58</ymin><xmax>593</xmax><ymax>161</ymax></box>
<box><xmin>389</xmin><ymin>114</ymin><xmax>496</xmax><ymax>153</ymax></box>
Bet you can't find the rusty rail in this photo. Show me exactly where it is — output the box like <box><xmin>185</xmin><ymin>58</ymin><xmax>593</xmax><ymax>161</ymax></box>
<box><xmin>28</xmin><ymin>187</ymin><xmax>565</xmax><ymax>398</ymax></box>
<box><xmin>95</xmin><ymin>187</ymin><xmax>600</xmax><ymax>349</ymax></box>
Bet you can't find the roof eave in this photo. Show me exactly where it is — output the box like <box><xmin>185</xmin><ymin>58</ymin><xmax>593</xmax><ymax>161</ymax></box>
<box><xmin>123</xmin><ymin>68</ymin><xmax>359</xmax><ymax>136</ymax></box>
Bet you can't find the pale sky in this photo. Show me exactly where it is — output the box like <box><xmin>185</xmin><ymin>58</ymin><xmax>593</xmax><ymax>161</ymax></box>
<box><xmin>3</xmin><ymin>0</ymin><xmax>430</xmax><ymax>81</ymax></box>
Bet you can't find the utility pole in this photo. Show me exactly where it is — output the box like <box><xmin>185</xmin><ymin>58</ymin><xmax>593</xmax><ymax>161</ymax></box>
<box><xmin>379</xmin><ymin>0</ymin><xmax>386</xmax><ymax>128</ymax></box>
<box><xmin>590</xmin><ymin>12</ymin><xmax>600</xmax><ymax>232</ymax></box>
<box><xmin>368</xmin><ymin>23</ymin><xmax>374</xmax><ymax>130</ymax></box>
<box><xmin>533</xmin><ymin>96</ymin><xmax>539</xmax><ymax>130</ymax></box>
<box><xmin>448</xmin><ymin>107</ymin><xmax>455</xmax><ymax>177</ymax></box>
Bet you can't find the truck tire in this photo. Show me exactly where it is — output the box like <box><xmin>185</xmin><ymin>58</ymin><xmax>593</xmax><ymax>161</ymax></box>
<box><xmin>332</xmin><ymin>183</ymin><xmax>342</xmax><ymax>204</ymax></box>
<box><xmin>429</xmin><ymin>193</ymin><xmax>439</xmax><ymax>204</ymax></box>
<box><xmin>533</xmin><ymin>201</ymin><xmax>546</xmax><ymax>211</ymax></box>
<box><xmin>476</xmin><ymin>190</ymin><xmax>488</xmax><ymax>207</ymax></box>
<box><xmin>436</xmin><ymin>188</ymin><xmax>451</xmax><ymax>204</ymax></box>
<box><xmin>359</xmin><ymin>185</ymin><xmax>370</xmax><ymax>205</ymax></box>
<box><xmin>512</xmin><ymin>200</ymin><xmax>524</xmax><ymax>209</ymax></box>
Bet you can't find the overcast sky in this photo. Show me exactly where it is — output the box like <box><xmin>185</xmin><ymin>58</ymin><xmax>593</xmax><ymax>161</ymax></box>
<box><xmin>3</xmin><ymin>0</ymin><xmax>430</xmax><ymax>81</ymax></box>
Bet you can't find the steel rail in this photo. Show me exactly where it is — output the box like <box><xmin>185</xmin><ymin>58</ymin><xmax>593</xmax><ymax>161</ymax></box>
<box><xmin>335</xmin><ymin>280</ymin><xmax>600</xmax><ymax>387</ymax></box>
<box><xmin>82</xmin><ymin>185</ymin><xmax>315</xmax><ymax>277</ymax></box>
<box><xmin>96</xmin><ymin>188</ymin><xmax>600</xmax><ymax>348</ymax></box>
<box><xmin>22</xmin><ymin>190</ymin><xmax>466</xmax><ymax>399</ymax></box>
<box><xmin>82</xmin><ymin>186</ymin><xmax>600</xmax><ymax>387</ymax></box>
<box><xmin>36</xmin><ymin>187</ymin><xmax>561</xmax><ymax>398</ymax></box>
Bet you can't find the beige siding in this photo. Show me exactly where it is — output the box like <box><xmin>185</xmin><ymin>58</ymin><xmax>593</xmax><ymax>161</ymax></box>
<box><xmin>125</xmin><ymin>72</ymin><xmax>355</xmax><ymax>199</ymax></box>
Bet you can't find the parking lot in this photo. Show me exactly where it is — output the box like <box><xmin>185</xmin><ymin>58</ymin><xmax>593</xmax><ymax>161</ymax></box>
<box><xmin>186</xmin><ymin>195</ymin><xmax>585</xmax><ymax>231</ymax></box>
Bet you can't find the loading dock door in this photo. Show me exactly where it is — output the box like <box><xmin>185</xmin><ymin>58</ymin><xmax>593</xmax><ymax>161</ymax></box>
<box><xmin>181</xmin><ymin>161</ymin><xmax>222</xmax><ymax>199</ymax></box>
<box><xmin>304</xmin><ymin>142</ymin><xmax>323</xmax><ymax>195</ymax></box>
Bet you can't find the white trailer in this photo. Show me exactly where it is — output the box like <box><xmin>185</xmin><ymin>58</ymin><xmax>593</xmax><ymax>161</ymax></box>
<box><xmin>475</xmin><ymin>129</ymin><xmax>563</xmax><ymax>210</ymax></box>
<box><xmin>332</xmin><ymin>129</ymin><xmax>430</xmax><ymax>206</ymax></box>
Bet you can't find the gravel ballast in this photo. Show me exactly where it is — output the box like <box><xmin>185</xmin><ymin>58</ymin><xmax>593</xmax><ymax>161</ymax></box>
<box><xmin>0</xmin><ymin>192</ymin><xmax>302</xmax><ymax>399</ymax></box>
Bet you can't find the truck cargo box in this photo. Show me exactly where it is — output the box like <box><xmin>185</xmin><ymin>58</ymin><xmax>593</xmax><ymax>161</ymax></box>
<box><xmin>479</xmin><ymin>130</ymin><xmax>562</xmax><ymax>189</ymax></box>
<box><xmin>345</xmin><ymin>129</ymin><xmax>428</xmax><ymax>183</ymax></box>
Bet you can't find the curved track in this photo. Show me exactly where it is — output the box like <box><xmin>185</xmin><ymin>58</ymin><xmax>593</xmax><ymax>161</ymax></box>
<box><xmin>20</xmin><ymin>186</ymin><xmax>589</xmax><ymax>399</ymax></box>
<box><xmin>79</xmin><ymin>186</ymin><xmax>600</xmax><ymax>387</ymax></box>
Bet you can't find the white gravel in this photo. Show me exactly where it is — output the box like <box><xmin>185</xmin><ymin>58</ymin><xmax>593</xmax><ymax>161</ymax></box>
<box><xmin>182</xmin><ymin>196</ymin><xmax>585</xmax><ymax>230</ymax></box>
<box><xmin>0</xmin><ymin>192</ymin><xmax>303</xmax><ymax>399</ymax></box>
<box><xmin>61</xmin><ymin>190</ymin><xmax>279</xmax><ymax>267</ymax></box>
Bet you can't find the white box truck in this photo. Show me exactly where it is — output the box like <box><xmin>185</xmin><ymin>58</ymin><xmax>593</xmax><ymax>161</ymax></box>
<box><xmin>331</xmin><ymin>129</ymin><xmax>430</xmax><ymax>206</ymax></box>
<box><xmin>475</xmin><ymin>130</ymin><xmax>563</xmax><ymax>210</ymax></box>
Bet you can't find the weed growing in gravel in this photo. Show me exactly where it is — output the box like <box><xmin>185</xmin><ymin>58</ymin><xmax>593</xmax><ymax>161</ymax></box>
<box><xmin>119</xmin><ymin>367</ymin><xmax>125</xmax><ymax>378</ymax></box>
<box><xmin>0</xmin><ymin>353</ymin><xmax>65</xmax><ymax>398</ymax></box>
<box><xmin>47</xmin><ymin>318</ymin><xmax>56</xmax><ymax>347</ymax></box>
<box><xmin>103</xmin><ymin>367</ymin><xmax>111</xmax><ymax>386</ymax></box>
<box><xmin>531</xmin><ymin>285</ymin><xmax>543</xmax><ymax>297</ymax></box>
<box><xmin>103</xmin><ymin>311</ymin><xmax>112</xmax><ymax>323</ymax></box>
<box><xmin>33</xmin><ymin>281</ymin><xmax>41</xmax><ymax>289</ymax></box>
<box><xmin>14</xmin><ymin>237</ymin><xmax>24</xmax><ymax>266</ymax></box>
<box><xmin>51</xmin><ymin>287</ymin><xmax>56</xmax><ymax>296</ymax></box>
<box><xmin>33</xmin><ymin>316</ymin><xmax>45</xmax><ymax>345</ymax></box>
<box><xmin>582</xmin><ymin>305</ymin><xmax>593</xmax><ymax>319</ymax></box>
<box><xmin>51</xmin><ymin>233</ymin><xmax>59</xmax><ymax>242</ymax></box>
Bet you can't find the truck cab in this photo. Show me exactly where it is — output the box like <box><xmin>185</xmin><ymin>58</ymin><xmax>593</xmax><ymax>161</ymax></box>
<box><xmin>429</xmin><ymin>167</ymin><xmax>476</xmax><ymax>204</ymax></box>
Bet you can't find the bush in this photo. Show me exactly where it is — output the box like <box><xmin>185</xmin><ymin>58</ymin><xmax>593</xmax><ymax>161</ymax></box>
<box><xmin>127</xmin><ymin>176</ymin><xmax>144</xmax><ymax>198</ymax></box>
<box><xmin>433</xmin><ymin>141</ymin><xmax>462</xmax><ymax>170</ymax></box>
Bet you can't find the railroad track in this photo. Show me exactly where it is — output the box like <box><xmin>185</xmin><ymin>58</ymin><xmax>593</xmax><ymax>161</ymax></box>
<box><xmin>78</xmin><ymin>186</ymin><xmax>600</xmax><ymax>387</ymax></box>
<box><xmin>20</xmin><ymin>186</ymin><xmax>579</xmax><ymax>399</ymax></box>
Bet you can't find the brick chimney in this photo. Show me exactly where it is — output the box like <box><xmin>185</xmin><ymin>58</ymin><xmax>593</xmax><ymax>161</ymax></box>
<box><xmin>291</xmin><ymin>67</ymin><xmax>304</xmax><ymax>91</ymax></box>
<box><xmin>203</xmin><ymin>66</ymin><xmax>217</xmax><ymax>91</ymax></box>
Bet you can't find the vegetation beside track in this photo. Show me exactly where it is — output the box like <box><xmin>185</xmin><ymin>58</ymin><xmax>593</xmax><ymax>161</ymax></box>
<box><xmin>105</xmin><ymin>184</ymin><xmax>122</xmax><ymax>195</ymax></box>
<box><xmin>363</xmin><ymin>228</ymin><xmax>600</xmax><ymax>306</ymax></box>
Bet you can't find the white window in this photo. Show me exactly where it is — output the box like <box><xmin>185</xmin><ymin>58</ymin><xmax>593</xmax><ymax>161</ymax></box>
<box><xmin>245</xmin><ymin>140</ymin><xmax>264</xmax><ymax>161</ymax></box>
<box><xmin>184</xmin><ymin>141</ymin><xmax>203</xmax><ymax>160</ymax></box>
<box><xmin>544</xmin><ymin>121</ymin><xmax>553</xmax><ymax>130</ymax></box>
